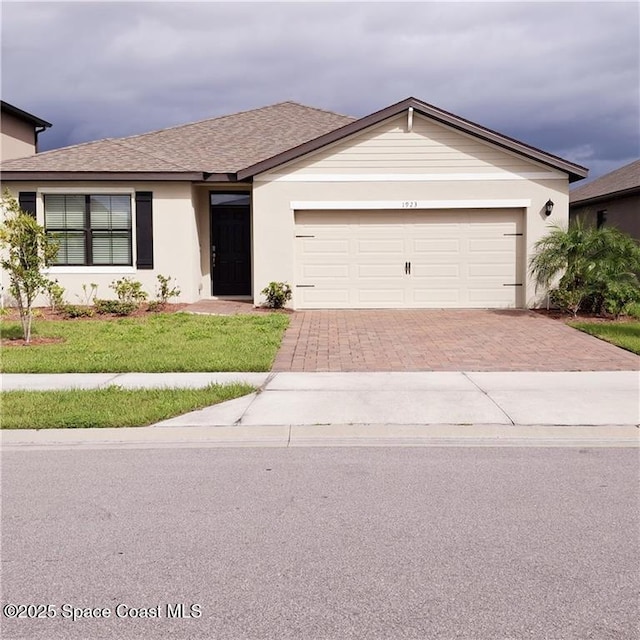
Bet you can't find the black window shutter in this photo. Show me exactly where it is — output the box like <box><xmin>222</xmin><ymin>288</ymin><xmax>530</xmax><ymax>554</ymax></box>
<box><xmin>135</xmin><ymin>192</ymin><xmax>154</xmax><ymax>270</ymax></box>
<box><xmin>18</xmin><ymin>192</ymin><xmax>37</xmax><ymax>218</ymax></box>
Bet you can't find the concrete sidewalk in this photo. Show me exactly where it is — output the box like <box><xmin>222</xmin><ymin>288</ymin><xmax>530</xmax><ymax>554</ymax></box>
<box><xmin>2</xmin><ymin>371</ymin><xmax>639</xmax><ymax>449</ymax></box>
<box><xmin>1</xmin><ymin>371</ymin><xmax>269</xmax><ymax>391</ymax></box>
<box><xmin>4</xmin><ymin>370</ymin><xmax>636</xmax><ymax>426</ymax></box>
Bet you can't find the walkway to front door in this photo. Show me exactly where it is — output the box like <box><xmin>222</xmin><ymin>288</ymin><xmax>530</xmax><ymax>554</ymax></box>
<box><xmin>271</xmin><ymin>309</ymin><xmax>639</xmax><ymax>372</ymax></box>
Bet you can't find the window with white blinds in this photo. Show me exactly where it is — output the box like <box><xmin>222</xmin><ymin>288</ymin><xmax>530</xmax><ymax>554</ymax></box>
<box><xmin>45</xmin><ymin>194</ymin><xmax>132</xmax><ymax>266</ymax></box>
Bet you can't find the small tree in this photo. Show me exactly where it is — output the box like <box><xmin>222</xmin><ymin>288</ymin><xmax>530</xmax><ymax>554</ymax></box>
<box><xmin>0</xmin><ymin>191</ymin><xmax>58</xmax><ymax>342</ymax></box>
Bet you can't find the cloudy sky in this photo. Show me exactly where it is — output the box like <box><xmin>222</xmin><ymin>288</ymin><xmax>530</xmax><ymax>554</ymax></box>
<box><xmin>2</xmin><ymin>1</ymin><xmax>638</xmax><ymax>182</ymax></box>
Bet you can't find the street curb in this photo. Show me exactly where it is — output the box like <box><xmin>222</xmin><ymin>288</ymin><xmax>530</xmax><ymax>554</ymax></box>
<box><xmin>1</xmin><ymin>424</ymin><xmax>638</xmax><ymax>450</ymax></box>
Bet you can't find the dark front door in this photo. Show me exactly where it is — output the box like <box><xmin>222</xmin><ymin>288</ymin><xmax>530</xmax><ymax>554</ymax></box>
<box><xmin>211</xmin><ymin>204</ymin><xmax>251</xmax><ymax>296</ymax></box>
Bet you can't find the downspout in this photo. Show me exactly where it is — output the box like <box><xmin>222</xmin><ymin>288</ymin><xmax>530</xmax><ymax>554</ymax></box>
<box><xmin>34</xmin><ymin>126</ymin><xmax>47</xmax><ymax>152</ymax></box>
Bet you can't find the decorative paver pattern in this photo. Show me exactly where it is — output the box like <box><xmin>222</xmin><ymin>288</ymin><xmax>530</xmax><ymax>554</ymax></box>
<box><xmin>271</xmin><ymin>310</ymin><xmax>640</xmax><ymax>372</ymax></box>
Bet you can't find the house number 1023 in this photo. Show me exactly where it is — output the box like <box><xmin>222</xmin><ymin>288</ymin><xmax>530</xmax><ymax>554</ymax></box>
<box><xmin>401</xmin><ymin>201</ymin><xmax>418</xmax><ymax>208</ymax></box>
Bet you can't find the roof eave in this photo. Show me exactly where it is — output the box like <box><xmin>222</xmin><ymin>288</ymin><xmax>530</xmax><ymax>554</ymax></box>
<box><xmin>202</xmin><ymin>172</ymin><xmax>245</xmax><ymax>182</ymax></box>
<box><xmin>1</xmin><ymin>101</ymin><xmax>52</xmax><ymax>128</ymax></box>
<box><xmin>0</xmin><ymin>171</ymin><xmax>204</xmax><ymax>182</ymax></box>
<box><xmin>569</xmin><ymin>185</ymin><xmax>640</xmax><ymax>208</ymax></box>
<box><xmin>237</xmin><ymin>97</ymin><xmax>589</xmax><ymax>182</ymax></box>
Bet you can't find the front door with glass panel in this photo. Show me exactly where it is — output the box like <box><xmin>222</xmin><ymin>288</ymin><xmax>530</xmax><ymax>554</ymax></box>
<box><xmin>210</xmin><ymin>193</ymin><xmax>251</xmax><ymax>296</ymax></box>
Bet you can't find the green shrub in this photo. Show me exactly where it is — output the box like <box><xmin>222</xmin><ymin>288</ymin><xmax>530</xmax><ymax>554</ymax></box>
<box><xmin>147</xmin><ymin>300</ymin><xmax>164</xmax><ymax>313</ymax></box>
<box><xmin>44</xmin><ymin>279</ymin><xmax>65</xmax><ymax>312</ymax></box>
<box><xmin>78</xmin><ymin>283</ymin><xmax>98</xmax><ymax>306</ymax></box>
<box><xmin>261</xmin><ymin>281</ymin><xmax>292</xmax><ymax>309</ymax></box>
<box><xmin>601</xmin><ymin>280</ymin><xmax>640</xmax><ymax>318</ymax></box>
<box><xmin>61</xmin><ymin>304</ymin><xmax>94</xmax><ymax>318</ymax></box>
<box><xmin>530</xmin><ymin>222</ymin><xmax>640</xmax><ymax>317</ymax></box>
<box><xmin>94</xmin><ymin>299</ymin><xmax>138</xmax><ymax>316</ymax></box>
<box><xmin>110</xmin><ymin>277</ymin><xmax>148</xmax><ymax>304</ymax></box>
<box><xmin>625</xmin><ymin>301</ymin><xmax>640</xmax><ymax>319</ymax></box>
<box><xmin>549</xmin><ymin>285</ymin><xmax>587</xmax><ymax>317</ymax></box>
<box><xmin>156</xmin><ymin>274</ymin><xmax>181</xmax><ymax>305</ymax></box>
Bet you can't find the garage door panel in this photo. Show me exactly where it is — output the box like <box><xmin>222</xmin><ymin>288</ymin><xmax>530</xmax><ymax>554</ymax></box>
<box><xmin>413</xmin><ymin>289</ymin><xmax>461</xmax><ymax>304</ymax></box>
<box><xmin>301</xmin><ymin>264</ymin><xmax>350</xmax><ymax>278</ymax></box>
<box><xmin>413</xmin><ymin>239</ymin><xmax>460</xmax><ymax>253</ymax></box>
<box><xmin>415</xmin><ymin>252</ymin><xmax>465</xmax><ymax>267</ymax></box>
<box><xmin>295</xmin><ymin>209</ymin><xmax>522</xmax><ymax>309</ymax></box>
<box><xmin>468</xmin><ymin>288</ymin><xmax>518</xmax><ymax>305</ymax></box>
<box><xmin>358</xmin><ymin>289</ymin><xmax>407</xmax><ymax>304</ymax></box>
<box><xmin>299</xmin><ymin>288</ymin><xmax>350</xmax><ymax>306</ymax></box>
<box><xmin>358</xmin><ymin>224</ymin><xmax>404</xmax><ymax>236</ymax></box>
<box><xmin>468</xmin><ymin>263</ymin><xmax>514</xmax><ymax>278</ymax></box>
<box><xmin>301</xmin><ymin>239</ymin><xmax>350</xmax><ymax>254</ymax></box>
<box><xmin>357</xmin><ymin>239</ymin><xmax>404</xmax><ymax>253</ymax></box>
<box><xmin>468</xmin><ymin>238</ymin><xmax>515</xmax><ymax>253</ymax></box>
<box><xmin>358</xmin><ymin>264</ymin><xmax>403</xmax><ymax>278</ymax></box>
<box><xmin>412</xmin><ymin>264</ymin><xmax>460</xmax><ymax>277</ymax></box>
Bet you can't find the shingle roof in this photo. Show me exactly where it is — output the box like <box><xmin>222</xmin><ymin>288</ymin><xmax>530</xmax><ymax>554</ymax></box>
<box><xmin>0</xmin><ymin>138</ymin><xmax>193</xmax><ymax>172</ymax></box>
<box><xmin>0</xmin><ymin>97</ymin><xmax>588</xmax><ymax>182</ymax></box>
<box><xmin>0</xmin><ymin>102</ymin><xmax>354</xmax><ymax>174</ymax></box>
<box><xmin>570</xmin><ymin>159</ymin><xmax>640</xmax><ymax>204</ymax></box>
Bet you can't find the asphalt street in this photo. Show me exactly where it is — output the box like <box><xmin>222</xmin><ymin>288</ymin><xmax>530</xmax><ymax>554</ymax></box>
<box><xmin>1</xmin><ymin>446</ymin><xmax>638</xmax><ymax>640</ymax></box>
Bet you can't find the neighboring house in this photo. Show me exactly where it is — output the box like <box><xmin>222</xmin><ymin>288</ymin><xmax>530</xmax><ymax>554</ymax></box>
<box><xmin>0</xmin><ymin>97</ymin><xmax>588</xmax><ymax>309</ymax></box>
<box><xmin>0</xmin><ymin>101</ymin><xmax>52</xmax><ymax>161</ymax></box>
<box><xmin>569</xmin><ymin>159</ymin><xmax>640</xmax><ymax>240</ymax></box>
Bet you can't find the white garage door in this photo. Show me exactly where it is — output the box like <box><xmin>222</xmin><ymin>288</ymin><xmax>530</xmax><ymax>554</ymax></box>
<box><xmin>294</xmin><ymin>209</ymin><xmax>524</xmax><ymax>309</ymax></box>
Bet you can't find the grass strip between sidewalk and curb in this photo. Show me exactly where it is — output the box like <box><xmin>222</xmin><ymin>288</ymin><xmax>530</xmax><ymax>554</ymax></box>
<box><xmin>0</xmin><ymin>383</ymin><xmax>255</xmax><ymax>429</ymax></box>
<box><xmin>570</xmin><ymin>321</ymin><xmax>640</xmax><ymax>355</ymax></box>
<box><xmin>0</xmin><ymin>313</ymin><xmax>289</xmax><ymax>373</ymax></box>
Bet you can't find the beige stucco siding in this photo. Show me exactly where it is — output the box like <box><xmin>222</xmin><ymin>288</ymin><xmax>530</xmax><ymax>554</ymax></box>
<box><xmin>193</xmin><ymin>186</ymin><xmax>211</xmax><ymax>298</ymax></box>
<box><xmin>253</xmin><ymin>113</ymin><xmax>570</xmax><ymax>309</ymax></box>
<box><xmin>2</xmin><ymin>182</ymin><xmax>201</xmax><ymax>305</ymax></box>
<box><xmin>1</xmin><ymin>112</ymin><xmax>37</xmax><ymax>161</ymax></box>
<box><xmin>259</xmin><ymin>114</ymin><xmax>561</xmax><ymax>177</ymax></box>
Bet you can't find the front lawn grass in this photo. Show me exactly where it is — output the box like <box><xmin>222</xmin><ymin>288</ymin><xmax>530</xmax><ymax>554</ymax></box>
<box><xmin>0</xmin><ymin>313</ymin><xmax>289</xmax><ymax>373</ymax></box>
<box><xmin>1</xmin><ymin>383</ymin><xmax>255</xmax><ymax>429</ymax></box>
<box><xmin>570</xmin><ymin>321</ymin><xmax>640</xmax><ymax>355</ymax></box>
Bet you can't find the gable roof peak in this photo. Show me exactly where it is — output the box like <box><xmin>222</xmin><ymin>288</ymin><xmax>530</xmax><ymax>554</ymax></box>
<box><xmin>238</xmin><ymin>96</ymin><xmax>589</xmax><ymax>182</ymax></box>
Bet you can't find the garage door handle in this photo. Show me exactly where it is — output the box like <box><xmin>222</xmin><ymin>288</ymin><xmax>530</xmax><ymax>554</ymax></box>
<box><xmin>404</xmin><ymin>261</ymin><xmax>411</xmax><ymax>275</ymax></box>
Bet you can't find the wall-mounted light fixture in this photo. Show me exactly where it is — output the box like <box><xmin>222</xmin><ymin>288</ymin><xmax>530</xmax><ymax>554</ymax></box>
<box><xmin>544</xmin><ymin>199</ymin><xmax>554</xmax><ymax>216</ymax></box>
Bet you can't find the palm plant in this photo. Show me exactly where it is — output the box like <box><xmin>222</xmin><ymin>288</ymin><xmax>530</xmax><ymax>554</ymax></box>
<box><xmin>529</xmin><ymin>220</ymin><xmax>640</xmax><ymax>317</ymax></box>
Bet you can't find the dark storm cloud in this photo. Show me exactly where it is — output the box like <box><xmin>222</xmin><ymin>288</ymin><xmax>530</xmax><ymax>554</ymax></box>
<box><xmin>1</xmin><ymin>1</ymin><xmax>638</xmax><ymax>180</ymax></box>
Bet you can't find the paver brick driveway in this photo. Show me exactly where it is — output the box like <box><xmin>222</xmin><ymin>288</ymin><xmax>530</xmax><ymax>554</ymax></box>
<box><xmin>271</xmin><ymin>310</ymin><xmax>640</xmax><ymax>372</ymax></box>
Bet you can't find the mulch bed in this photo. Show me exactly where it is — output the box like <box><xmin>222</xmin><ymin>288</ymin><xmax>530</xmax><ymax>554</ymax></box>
<box><xmin>3</xmin><ymin>336</ymin><xmax>66</xmax><ymax>347</ymax></box>
<box><xmin>0</xmin><ymin>303</ymin><xmax>189</xmax><ymax>323</ymax></box>
<box><xmin>1</xmin><ymin>304</ymin><xmax>189</xmax><ymax>345</ymax></box>
<box><xmin>531</xmin><ymin>309</ymin><xmax>638</xmax><ymax>325</ymax></box>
